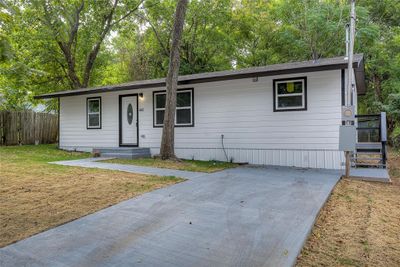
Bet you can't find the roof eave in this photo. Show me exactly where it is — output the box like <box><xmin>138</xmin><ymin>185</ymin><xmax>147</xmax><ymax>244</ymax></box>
<box><xmin>34</xmin><ymin>61</ymin><xmax>361</xmax><ymax>99</ymax></box>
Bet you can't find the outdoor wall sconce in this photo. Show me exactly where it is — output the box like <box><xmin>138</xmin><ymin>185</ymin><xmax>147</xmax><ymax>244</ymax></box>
<box><xmin>139</xmin><ymin>93</ymin><xmax>144</xmax><ymax>98</ymax></box>
<box><xmin>252</xmin><ymin>77</ymin><xmax>259</xmax><ymax>82</ymax></box>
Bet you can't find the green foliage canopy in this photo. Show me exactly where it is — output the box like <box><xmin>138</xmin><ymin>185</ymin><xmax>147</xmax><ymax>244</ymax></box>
<box><xmin>0</xmin><ymin>0</ymin><xmax>399</xmax><ymax>143</ymax></box>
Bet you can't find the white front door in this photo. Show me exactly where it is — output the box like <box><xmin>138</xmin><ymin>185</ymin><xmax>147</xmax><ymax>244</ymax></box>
<box><xmin>120</xmin><ymin>95</ymin><xmax>138</xmax><ymax>146</ymax></box>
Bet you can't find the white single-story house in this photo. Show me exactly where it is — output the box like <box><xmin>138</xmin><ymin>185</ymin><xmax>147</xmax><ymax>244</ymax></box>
<box><xmin>35</xmin><ymin>54</ymin><xmax>366</xmax><ymax>169</ymax></box>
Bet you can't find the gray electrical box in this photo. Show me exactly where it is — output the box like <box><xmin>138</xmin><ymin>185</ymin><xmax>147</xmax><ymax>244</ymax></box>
<box><xmin>339</xmin><ymin>125</ymin><xmax>356</xmax><ymax>151</ymax></box>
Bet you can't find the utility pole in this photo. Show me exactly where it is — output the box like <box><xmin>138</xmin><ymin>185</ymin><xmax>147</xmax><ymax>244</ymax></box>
<box><xmin>345</xmin><ymin>0</ymin><xmax>356</xmax><ymax>178</ymax></box>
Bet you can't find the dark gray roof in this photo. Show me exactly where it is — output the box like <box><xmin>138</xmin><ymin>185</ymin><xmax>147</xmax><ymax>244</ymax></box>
<box><xmin>34</xmin><ymin>54</ymin><xmax>365</xmax><ymax>99</ymax></box>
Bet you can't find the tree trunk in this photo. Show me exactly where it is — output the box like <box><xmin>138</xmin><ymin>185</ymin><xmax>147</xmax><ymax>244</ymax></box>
<box><xmin>57</xmin><ymin>42</ymin><xmax>83</xmax><ymax>89</ymax></box>
<box><xmin>159</xmin><ymin>0</ymin><xmax>188</xmax><ymax>160</ymax></box>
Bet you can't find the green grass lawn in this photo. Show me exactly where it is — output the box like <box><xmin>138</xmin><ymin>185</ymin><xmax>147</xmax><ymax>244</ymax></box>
<box><xmin>0</xmin><ymin>144</ymin><xmax>183</xmax><ymax>247</ymax></box>
<box><xmin>102</xmin><ymin>157</ymin><xmax>238</xmax><ymax>173</ymax></box>
<box><xmin>0</xmin><ymin>144</ymin><xmax>92</xmax><ymax>164</ymax></box>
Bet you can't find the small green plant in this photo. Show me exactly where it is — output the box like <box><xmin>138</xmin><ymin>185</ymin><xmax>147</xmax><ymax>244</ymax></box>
<box><xmin>391</xmin><ymin>125</ymin><xmax>400</xmax><ymax>149</ymax></box>
<box><xmin>338</xmin><ymin>193</ymin><xmax>352</xmax><ymax>202</ymax></box>
<box><xmin>361</xmin><ymin>240</ymin><xmax>370</xmax><ymax>253</ymax></box>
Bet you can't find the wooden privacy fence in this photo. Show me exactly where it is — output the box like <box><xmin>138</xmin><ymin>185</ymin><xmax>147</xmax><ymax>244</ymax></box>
<box><xmin>0</xmin><ymin>110</ymin><xmax>58</xmax><ymax>145</ymax></box>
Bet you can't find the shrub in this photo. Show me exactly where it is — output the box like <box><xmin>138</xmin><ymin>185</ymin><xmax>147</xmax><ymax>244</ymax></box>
<box><xmin>391</xmin><ymin>125</ymin><xmax>400</xmax><ymax>149</ymax></box>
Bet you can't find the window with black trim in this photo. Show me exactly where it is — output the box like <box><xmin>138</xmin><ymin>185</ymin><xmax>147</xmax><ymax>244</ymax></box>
<box><xmin>153</xmin><ymin>89</ymin><xmax>193</xmax><ymax>127</ymax></box>
<box><xmin>87</xmin><ymin>97</ymin><xmax>101</xmax><ymax>129</ymax></box>
<box><xmin>273</xmin><ymin>77</ymin><xmax>307</xmax><ymax>111</ymax></box>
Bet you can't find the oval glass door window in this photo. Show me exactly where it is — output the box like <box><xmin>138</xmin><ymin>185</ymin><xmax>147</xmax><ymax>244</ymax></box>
<box><xmin>127</xmin><ymin>104</ymin><xmax>133</xmax><ymax>125</ymax></box>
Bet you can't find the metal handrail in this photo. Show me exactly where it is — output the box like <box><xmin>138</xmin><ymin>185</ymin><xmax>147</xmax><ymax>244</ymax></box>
<box><xmin>381</xmin><ymin>112</ymin><xmax>387</xmax><ymax>165</ymax></box>
<box><xmin>356</xmin><ymin>114</ymin><xmax>381</xmax><ymax>143</ymax></box>
<box><xmin>380</xmin><ymin>112</ymin><xmax>387</xmax><ymax>142</ymax></box>
<box><xmin>355</xmin><ymin>112</ymin><xmax>387</xmax><ymax>167</ymax></box>
<box><xmin>355</xmin><ymin>114</ymin><xmax>381</xmax><ymax>117</ymax></box>
<box><xmin>356</xmin><ymin>127</ymin><xmax>380</xmax><ymax>130</ymax></box>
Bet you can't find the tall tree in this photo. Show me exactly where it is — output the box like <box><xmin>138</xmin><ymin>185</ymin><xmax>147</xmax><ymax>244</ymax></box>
<box><xmin>0</xmin><ymin>1</ymin><xmax>13</xmax><ymax>63</ymax></box>
<box><xmin>1</xmin><ymin>0</ymin><xmax>399</xmax><ymax>146</ymax></box>
<box><xmin>34</xmin><ymin>0</ymin><xmax>144</xmax><ymax>89</ymax></box>
<box><xmin>159</xmin><ymin>0</ymin><xmax>188</xmax><ymax>159</ymax></box>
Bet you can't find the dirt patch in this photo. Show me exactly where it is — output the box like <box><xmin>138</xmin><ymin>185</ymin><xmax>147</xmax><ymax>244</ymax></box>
<box><xmin>0</xmin><ymin>146</ymin><xmax>183</xmax><ymax>248</ymax></box>
<box><xmin>296</xmin><ymin>150</ymin><xmax>400</xmax><ymax>266</ymax></box>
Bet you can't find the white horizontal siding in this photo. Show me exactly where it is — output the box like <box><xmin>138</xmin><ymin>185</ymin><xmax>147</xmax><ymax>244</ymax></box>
<box><xmin>148</xmin><ymin>148</ymin><xmax>344</xmax><ymax>170</ymax></box>
<box><xmin>60</xmin><ymin>69</ymin><xmax>345</xmax><ymax>169</ymax></box>
<box><xmin>60</xmin><ymin>91</ymin><xmax>121</xmax><ymax>148</ymax></box>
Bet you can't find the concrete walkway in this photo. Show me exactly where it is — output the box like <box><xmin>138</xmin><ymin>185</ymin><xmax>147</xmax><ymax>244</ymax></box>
<box><xmin>349</xmin><ymin>167</ymin><xmax>391</xmax><ymax>183</ymax></box>
<box><xmin>51</xmin><ymin>157</ymin><xmax>206</xmax><ymax>179</ymax></box>
<box><xmin>0</xmin><ymin>161</ymin><xmax>340</xmax><ymax>267</ymax></box>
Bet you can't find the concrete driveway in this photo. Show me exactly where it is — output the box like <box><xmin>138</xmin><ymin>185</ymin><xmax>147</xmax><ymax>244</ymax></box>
<box><xmin>0</xmin><ymin>165</ymin><xmax>339</xmax><ymax>267</ymax></box>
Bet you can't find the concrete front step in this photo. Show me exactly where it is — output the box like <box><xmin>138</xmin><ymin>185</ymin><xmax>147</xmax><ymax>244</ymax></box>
<box><xmin>354</xmin><ymin>151</ymin><xmax>382</xmax><ymax>155</ymax></box>
<box><xmin>93</xmin><ymin>147</ymin><xmax>150</xmax><ymax>153</ymax></box>
<box><xmin>356</xmin><ymin>142</ymin><xmax>382</xmax><ymax>153</ymax></box>
<box><xmin>349</xmin><ymin>168</ymin><xmax>391</xmax><ymax>183</ymax></box>
<box><xmin>352</xmin><ymin>148</ymin><xmax>385</xmax><ymax>168</ymax></box>
<box><xmin>353</xmin><ymin>163</ymin><xmax>386</xmax><ymax>168</ymax></box>
<box><xmin>352</xmin><ymin>156</ymin><xmax>383</xmax><ymax>160</ymax></box>
<box><xmin>101</xmin><ymin>153</ymin><xmax>151</xmax><ymax>159</ymax></box>
<box><xmin>92</xmin><ymin>147</ymin><xmax>151</xmax><ymax>159</ymax></box>
<box><xmin>356</xmin><ymin>142</ymin><xmax>382</xmax><ymax>149</ymax></box>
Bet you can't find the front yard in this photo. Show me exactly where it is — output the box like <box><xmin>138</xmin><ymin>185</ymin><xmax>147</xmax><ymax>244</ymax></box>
<box><xmin>0</xmin><ymin>145</ymin><xmax>183</xmax><ymax>247</ymax></box>
<box><xmin>2</xmin><ymin>144</ymin><xmax>399</xmax><ymax>265</ymax></box>
<box><xmin>297</xmin><ymin>149</ymin><xmax>400</xmax><ymax>266</ymax></box>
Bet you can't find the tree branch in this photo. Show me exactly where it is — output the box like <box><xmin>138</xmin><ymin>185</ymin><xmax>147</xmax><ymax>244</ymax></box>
<box><xmin>82</xmin><ymin>0</ymin><xmax>119</xmax><ymax>87</ymax></box>
<box><xmin>67</xmin><ymin>1</ymin><xmax>84</xmax><ymax>48</ymax></box>
<box><xmin>111</xmin><ymin>0</ymin><xmax>145</xmax><ymax>27</ymax></box>
<box><xmin>134</xmin><ymin>13</ymin><xmax>170</xmax><ymax>57</ymax></box>
<box><xmin>42</xmin><ymin>1</ymin><xmax>83</xmax><ymax>88</ymax></box>
<box><xmin>82</xmin><ymin>0</ymin><xmax>145</xmax><ymax>87</ymax></box>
